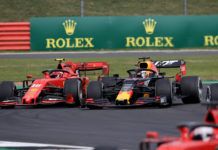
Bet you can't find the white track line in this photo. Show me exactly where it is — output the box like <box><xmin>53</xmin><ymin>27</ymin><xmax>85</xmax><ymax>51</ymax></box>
<box><xmin>0</xmin><ymin>141</ymin><xmax>93</xmax><ymax>149</ymax></box>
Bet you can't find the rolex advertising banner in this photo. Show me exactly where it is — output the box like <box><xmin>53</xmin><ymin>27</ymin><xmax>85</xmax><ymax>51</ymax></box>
<box><xmin>30</xmin><ymin>16</ymin><xmax>218</xmax><ymax>51</ymax></box>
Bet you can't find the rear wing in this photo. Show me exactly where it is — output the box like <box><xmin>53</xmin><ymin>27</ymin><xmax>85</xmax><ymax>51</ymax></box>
<box><xmin>55</xmin><ymin>58</ymin><xmax>109</xmax><ymax>76</ymax></box>
<box><xmin>154</xmin><ymin>60</ymin><xmax>185</xmax><ymax>68</ymax></box>
<box><xmin>76</xmin><ymin>62</ymin><xmax>109</xmax><ymax>76</ymax></box>
<box><xmin>154</xmin><ymin>60</ymin><xmax>186</xmax><ymax>75</ymax></box>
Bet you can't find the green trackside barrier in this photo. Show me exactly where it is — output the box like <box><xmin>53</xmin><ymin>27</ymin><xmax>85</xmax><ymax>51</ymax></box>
<box><xmin>30</xmin><ymin>16</ymin><xmax>218</xmax><ymax>51</ymax></box>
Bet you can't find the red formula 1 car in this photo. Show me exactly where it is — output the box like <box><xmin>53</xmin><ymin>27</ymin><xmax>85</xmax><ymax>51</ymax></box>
<box><xmin>139</xmin><ymin>102</ymin><xmax>218</xmax><ymax>150</ymax></box>
<box><xmin>85</xmin><ymin>57</ymin><xmax>203</xmax><ymax>109</ymax></box>
<box><xmin>140</xmin><ymin>123</ymin><xmax>218</xmax><ymax>150</ymax></box>
<box><xmin>0</xmin><ymin>58</ymin><xmax>109</xmax><ymax>108</ymax></box>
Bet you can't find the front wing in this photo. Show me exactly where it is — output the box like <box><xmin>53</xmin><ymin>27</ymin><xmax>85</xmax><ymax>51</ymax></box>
<box><xmin>0</xmin><ymin>96</ymin><xmax>76</xmax><ymax>108</ymax></box>
<box><xmin>84</xmin><ymin>96</ymin><xmax>168</xmax><ymax>109</ymax></box>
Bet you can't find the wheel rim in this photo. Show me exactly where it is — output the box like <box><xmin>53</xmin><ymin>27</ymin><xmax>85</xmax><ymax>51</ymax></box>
<box><xmin>206</xmin><ymin>86</ymin><xmax>211</xmax><ymax>102</ymax></box>
<box><xmin>77</xmin><ymin>81</ymin><xmax>83</xmax><ymax>101</ymax></box>
<box><xmin>198</xmin><ymin>79</ymin><xmax>203</xmax><ymax>102</ymax></box>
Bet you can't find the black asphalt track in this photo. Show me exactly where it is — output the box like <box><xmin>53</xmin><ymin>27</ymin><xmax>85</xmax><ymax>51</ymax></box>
<box><xmin>0</xmin><ymin>94</ymin><xmax>207</xmax><ymax>150</ymax></box>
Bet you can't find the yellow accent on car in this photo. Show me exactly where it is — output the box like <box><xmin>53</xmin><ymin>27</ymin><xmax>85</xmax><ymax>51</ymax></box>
<box><xmin>116</xmin><ymin>91</ymin><xmax>131</xmax><ymax>104</ymax></box>
<box><xmin>143</xmin><ymin>93</ymin><xmax>149</xmax><ymax>98</ymax></box>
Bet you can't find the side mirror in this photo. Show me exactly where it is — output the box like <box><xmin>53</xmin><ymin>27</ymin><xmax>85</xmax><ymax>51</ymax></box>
<box><xmin>146</xmin><ymin>131</ymin><xmax>159</xmax><ymax>139</ymax></box>
<box><xmin>26</xmin><ymin>74</ymin><xmax>33</xmax><ymax>79</ymax></box>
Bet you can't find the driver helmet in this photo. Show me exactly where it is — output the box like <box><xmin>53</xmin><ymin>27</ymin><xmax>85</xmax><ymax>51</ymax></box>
<box><xmin>138</xmin><ymin>61</ymin><xmax>154</xmax><ymax>78</ymax></box>
<box><xmin>137</xmin><ymin>70</ymin><xmax>152</xmax><ymax>78</ymax></box>
<box><xmin>192</xmin><ymin>126</ymin><xmax>214</xmax><ymax>141</ymax></box>
<box><xmin>140</xmin><ymin>70</ymin><xmax>147</xmax><ymax>78</ymax></box>
<box><xmin>50</xmin><ymin>71</ymin><xmax>63</xmax><ymax>78</ymax></box>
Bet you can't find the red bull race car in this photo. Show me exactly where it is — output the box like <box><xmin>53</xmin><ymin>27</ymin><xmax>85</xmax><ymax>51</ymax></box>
<box><xmin>0</xmin><ymin>58</ymin><xmax>109</xmax><ymax>108</ymax></box>
<box><xmin>139</xmin><ymin>101</ymin><xmax>218</xmax><ymax>150</ymax></box>
<box><xmin>85</xmin><ymin>57</ymin><xmax>203</xmax><ymax>109</ymax></box>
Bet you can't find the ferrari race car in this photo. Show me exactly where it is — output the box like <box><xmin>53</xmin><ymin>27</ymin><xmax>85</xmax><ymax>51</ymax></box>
<box><xmin>140</xmin><ymin>122</ymin><xmax>218</xmax><ymax>150</ymax></box>
<box><xmin>0</xmin><ymin>58</ymin><xmax>109</xmax><ymax>108</ymax></box>
<box><xmin>139</xmin><ymin>100</ymin><xmax>218</xmax><ymax>150</ymax></box>
<box><xmin>85</xmin><ymin>57</ymin><xmax>203</xmax><ymax>109</ymax></box>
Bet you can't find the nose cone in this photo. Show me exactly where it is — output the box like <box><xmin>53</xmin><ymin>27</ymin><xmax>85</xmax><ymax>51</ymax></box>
<box><xmin>22</xmin><ymin>97</ymin><xmax>34</xmax><ymax>104</ymax></box>
<box><xmin>116</xmin><ymin>91</ymin><xmax>131</xmax><ymax>101</ymax></box>
<box><xmin>116</xmin><ymin>91</ymin><xmax>133</xmax><ymax>105</ymax></box>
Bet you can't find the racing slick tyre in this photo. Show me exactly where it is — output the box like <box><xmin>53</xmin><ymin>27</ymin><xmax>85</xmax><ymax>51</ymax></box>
<box><xmin>0</xmin><ymin>81</ymin><xmax>16</xmax><ymax>108</ymax></box>
<box><xmin>101</xmin><ymin>76</ymin><xmax>122</xmax><ymax>101</ymax></box>
<box><xmin>181</xmin><ymin>76</ymin><xmax>203</xmax><ymax>104</ymax></box>
<box><xmin>0</xmin><ymin>81</ymin><xmax>16</xmax><ymax>101</ymax></box>
<box><xmin>87</xmin><ymin>81</ymin><xmax>103</xmax><ymax>100</ymax></box>
<box><xmin>63</xmin><ymin>78</ymin><xmax>82</xmax><ymax>106</ymax></box>
<box><xmin>155</xmin><ymin>78</ymin><xmax>172</xmax><ymax>107</ymax></box>
<box><xmin>206</xmin><ymin>83</ymin><xmax>218</xmax><ymax>102</ymax></box>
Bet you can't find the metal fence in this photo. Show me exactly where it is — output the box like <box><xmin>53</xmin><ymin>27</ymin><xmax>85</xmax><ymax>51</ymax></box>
<box><xmin>79</xmin><ymin>0</ymin><xmax>218</xmax><ymax>16</ymax></box>
<box><xmin>0</xmin><ymin>0</ymin><xmax>217</xmax><ymax>22</ymax></box>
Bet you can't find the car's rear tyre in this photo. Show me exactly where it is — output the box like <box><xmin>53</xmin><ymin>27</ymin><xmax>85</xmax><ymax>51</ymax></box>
<box><xmin>155</xmin><ymin>78</ymin><xmax>172</xmax><ymax>107</ymax></box>
<box><xmin>206</xmin><ymin>83</ymin><xmax>218</xmax><ymax>102</ymax></box>
<box><xmin>63</xmin><ymin>79</ymin><xmax>82</xmax><ymax>105</ymax></box>
<box><xmin>101</xmin><ymin>77</ymin><xmax>118</xmax><ymax>87</ymax></box>
<box><xmin>87</xmin><ymin>81</ymin><xmax>103</xmax><ymax>100</ymax></box>
<box><xmin>181</xmin><ymin>76</ymin><xmax>203</xmax><ymax>104</ymax></box>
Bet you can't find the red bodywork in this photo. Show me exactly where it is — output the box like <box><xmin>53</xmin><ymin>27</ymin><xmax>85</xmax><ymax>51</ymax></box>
<box><xmin>205</xmin><ymin>108</ymin><xmax>218</xmax><ymax>124</ymax></box>
<box><xmin>140</xmin><ymin>106</ymin><xmax>218</xmax><ymax>150</ymax></box>
<box><xmin>22</xmin><ymin>78</ymin><xmax>67</xmax><ymax>105</ymax></box>
<box><xmin>0</xmin><ymin>59</ymin><xmax>109</xmax><ymax>107</ymax></box>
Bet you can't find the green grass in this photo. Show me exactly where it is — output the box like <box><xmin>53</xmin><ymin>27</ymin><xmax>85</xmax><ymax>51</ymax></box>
<box><xmin>1</xmin><ymin>55</ymin><xmax>218</xmax><ymax>82</ymax></box>
<box><xmin>0</xmin><ymin>0</ymin><xmax>217</xmax><ymax>21</ymax></box>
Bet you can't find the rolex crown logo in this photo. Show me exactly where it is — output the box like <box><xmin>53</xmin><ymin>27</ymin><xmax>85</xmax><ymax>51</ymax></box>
<box><xmin>63</xmin><ymin>19</ymin><xmax>77</xmax><ymax>36</ymax></box>
<box><xmin>142</xmin><ymin>18</ymin><xmax>157</xmax><ymax>35</ymax></box>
